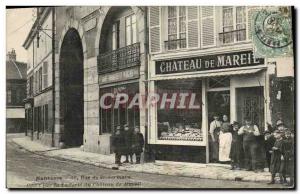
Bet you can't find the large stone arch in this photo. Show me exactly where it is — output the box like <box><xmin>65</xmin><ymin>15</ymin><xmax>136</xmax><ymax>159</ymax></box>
<box><xmin>55</xmin><ymin>19</ymin><xmax>87</xmax><ymax>147</ymax></box>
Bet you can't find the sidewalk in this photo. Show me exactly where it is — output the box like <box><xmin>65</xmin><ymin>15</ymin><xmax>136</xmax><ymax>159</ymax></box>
<box><xmin>11</xmin><ymin>136</ymin><xmax>272</xmax><ymax>183</ymax></box>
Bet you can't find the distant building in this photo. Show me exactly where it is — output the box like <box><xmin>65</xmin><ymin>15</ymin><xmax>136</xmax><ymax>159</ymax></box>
<box><xmin>6</xmin><ymin>49</ymin><xmax>27</xmax><ymax>133</ymax></box>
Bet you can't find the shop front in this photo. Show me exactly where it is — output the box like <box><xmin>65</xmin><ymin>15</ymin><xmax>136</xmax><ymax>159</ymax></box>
<box><xmin>148</xmin><ymin>50</ymin><xmax>267</xmax><ymax>163</ymax></box>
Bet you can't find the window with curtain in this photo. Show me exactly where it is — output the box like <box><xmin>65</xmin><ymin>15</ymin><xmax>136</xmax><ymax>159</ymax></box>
<box><xmin>222</xmin><ymin>6</ymin><xmax>246</xmax><ymax>43</ymax></box>
<box><xmin>167</xmin><ymin>6</ymin><xmax>187</xmax><ymax>50</ymax></box>
<box><xmin>125</xmin><ymin>14</ymin><xmax>137</xmax><ymax>46</ymax></box>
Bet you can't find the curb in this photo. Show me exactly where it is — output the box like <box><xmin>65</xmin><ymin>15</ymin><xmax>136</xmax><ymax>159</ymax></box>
<box><xmin>11</xmin><ymin>139</ymin><xmax>272</xmax><ymax>184</ymax></box>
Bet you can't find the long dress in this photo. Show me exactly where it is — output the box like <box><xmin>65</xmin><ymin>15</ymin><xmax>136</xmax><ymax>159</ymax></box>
<box><xmin>219</xmin><ymin>122</ymin><xmax>232</xmax><ymax>162</ymax></box>
<box><xmin>270</xmin><ymin>139</ymin><xmax>284</xmax><ymax>174</ymax></box>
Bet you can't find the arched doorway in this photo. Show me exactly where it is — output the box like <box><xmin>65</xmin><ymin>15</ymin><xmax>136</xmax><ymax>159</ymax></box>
<box><xmin>59</xmin><ymin>28</ymin><xmax>84</xmax><ymax>147</ymax></box>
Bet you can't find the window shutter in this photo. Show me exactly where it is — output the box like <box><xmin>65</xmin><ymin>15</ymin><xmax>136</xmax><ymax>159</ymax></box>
<box><xmin>187</xmin><ymin>6</ymin><xmax>199</xmax><ymax>48</ymax></box>
<box><xmin>201</xmin><ymin>6</ymin><xmax>216</xmax><ymax>47</ymax></box>
<box><xmin>149</xmin><ymin>6</ymin><xmax>161</xmax><ymax>53</ymax></box>
<box><xmin>247</xmin><ymin>7</ymin><xmax>260</xmax><ymax>40</ymax></box>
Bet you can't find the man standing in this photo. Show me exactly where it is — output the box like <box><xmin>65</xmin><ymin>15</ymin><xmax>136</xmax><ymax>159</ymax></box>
<box><xmin>238</xmin><ymin>117</ymin><xmax>260</xmax><ymax>172</ymax></box>
<box><xmin>209</xmin><ymin>114</ymin><xmax>222</xmax><ymax>163</ymax></box>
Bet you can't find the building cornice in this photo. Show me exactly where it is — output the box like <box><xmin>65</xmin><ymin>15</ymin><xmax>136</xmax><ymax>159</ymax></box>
<box><xmin>22</xmin><ymin>7</ymin><xmax>52</xmax><ymax>49</ymax></box>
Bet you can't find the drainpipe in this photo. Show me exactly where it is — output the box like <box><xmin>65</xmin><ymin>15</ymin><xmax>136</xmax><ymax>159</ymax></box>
<box><xmin>51</xmin><ymin>7</ymin><xmax>56</xmax><ymax>147</ymax></box>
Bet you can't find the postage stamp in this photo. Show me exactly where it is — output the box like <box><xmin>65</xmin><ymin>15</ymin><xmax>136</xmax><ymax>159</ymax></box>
<box><xmin>252</xmin><ymin>7</ymin><xmax>293</xmax><ymax>58</ymax></box>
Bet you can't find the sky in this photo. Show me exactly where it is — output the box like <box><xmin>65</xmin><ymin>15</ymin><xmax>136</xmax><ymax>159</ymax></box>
<box><xmin>6</xmin><ymin>8</ymin><xmax>35</xmax><ymax>63</ymax></box>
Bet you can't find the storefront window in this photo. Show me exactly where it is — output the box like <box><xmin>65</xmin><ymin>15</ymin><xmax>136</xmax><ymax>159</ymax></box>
<box><xmin>156</xmin><ymin>79</ymin><xmax>203</xmax><ymax>141</ymax></box>
<box><xmin>99</xmin><ymin>83</ymin><xmax>139</xmax><ymax>134</ymax></box>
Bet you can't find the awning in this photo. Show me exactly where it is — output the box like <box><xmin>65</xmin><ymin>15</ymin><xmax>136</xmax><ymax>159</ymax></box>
<box><xmin>150</xmin><ymin>68</ymin><xmax>266</xmax><ymax>81</ymax></box>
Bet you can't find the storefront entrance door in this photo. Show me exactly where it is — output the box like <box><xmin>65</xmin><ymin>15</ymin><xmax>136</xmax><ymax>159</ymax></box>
<box><xmin>236</xmin><ymin>86</ymin><xmax>264</xmax><ymax>130</ymax></box>
<box><xmin>207</xmin><ymin>90</ymin><xmax>230</xmax><ymax>163</ymax></box>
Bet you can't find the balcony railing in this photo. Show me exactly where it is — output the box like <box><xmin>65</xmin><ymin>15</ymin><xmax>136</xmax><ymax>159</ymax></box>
<box><xmin>219</xmin><ymin>29</ymin><xmax>246</xmax><ymax>44</ymax></box>
<box><xmin>97</xmin><ymin>42</ymin><xmax>140</xmax><ymax>74</ymax></box>
<box><xmin>164</xmin><ymin>39</ymin><xmax>187</xmax><ymax>51</ymax></box>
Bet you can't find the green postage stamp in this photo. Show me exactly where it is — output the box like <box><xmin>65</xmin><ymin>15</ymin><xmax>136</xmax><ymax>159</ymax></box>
<box><xmin>252</xmin><ymin>6</ymin><xmax>293</xmax><ymax>58</ymax></box>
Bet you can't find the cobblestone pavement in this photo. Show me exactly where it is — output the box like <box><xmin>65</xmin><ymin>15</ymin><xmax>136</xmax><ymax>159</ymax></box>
<box><xmin>7</xmin><ymin>134</ymin><xmax>290</xmax><ymax>189</ymax></box>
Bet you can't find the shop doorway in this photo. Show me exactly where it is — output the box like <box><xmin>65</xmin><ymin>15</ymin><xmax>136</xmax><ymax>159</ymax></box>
<box><xmin>236</xmin><ymin>86</ymin><xmax>264</xmax><ymax>130</ymax></box>
<box><xmin>207</xmin><ymin>90</ymin><xmax>230</xmax><ymax>163</ymax></box>
<box><xmin>59</xmin><ymin>28</ymin><xmax>84</xmax><ymax>147</ymax></box>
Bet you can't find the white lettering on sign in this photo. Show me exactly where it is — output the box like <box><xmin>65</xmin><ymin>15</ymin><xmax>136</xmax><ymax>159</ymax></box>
<box><xmin>99</xmin><ymin>67</ymin><xmax>140</xmax><ymax>85</ymax></box>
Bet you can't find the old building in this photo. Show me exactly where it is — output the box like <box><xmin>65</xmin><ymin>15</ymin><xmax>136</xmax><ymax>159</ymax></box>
<box><xmin>23</xmin><ymin>6</ymin><xmax>147</xmax><ymax>154</ymax></box>
<box><xmin>6</xmin><ymin>49</ymin><xmax>27</xmax><ymax>133</ymax></box>
<box><xmin>147</xmin><ymin>6</ymin><xmax>294</xmax><ymax>163</ymax></box>
<box><xmin>23</xmin><ymin>7</ymin><xmax>54</xmax><ymax>144</ymax></box>
<box><xmin>23</xmin><ymin>6</ymin><xmax>294</xmax><ymax>164</ymax></box>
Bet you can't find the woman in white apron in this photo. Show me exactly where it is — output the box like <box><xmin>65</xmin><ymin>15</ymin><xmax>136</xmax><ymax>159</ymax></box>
<box><xmin>219</xmin><ymin>115</ymin><xmax>232</xmax><ymax>163</ymax></box>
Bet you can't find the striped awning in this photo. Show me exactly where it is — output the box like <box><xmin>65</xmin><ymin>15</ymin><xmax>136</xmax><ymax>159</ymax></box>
<box><xmin>150</xmin><ymin>68</ymin><xmax>265</xmax><ymax>81</ymax></box>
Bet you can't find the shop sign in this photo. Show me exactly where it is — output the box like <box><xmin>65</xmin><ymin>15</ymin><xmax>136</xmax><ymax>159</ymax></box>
<box><xmin>98</xmin><ymin>67</ymin><xmax>140</xmax><ymax>85</ymax></box>
<box><xmin>155</xmin><ymin>51</ymin><xmax>265</xmax><ymax>75</ymax></box>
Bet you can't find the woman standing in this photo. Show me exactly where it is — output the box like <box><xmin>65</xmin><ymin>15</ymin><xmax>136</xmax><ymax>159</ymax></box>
<box><xmin>219</xmin><ymin>115</ymin><xmax>232</xmax><ymax>163</ymax></box>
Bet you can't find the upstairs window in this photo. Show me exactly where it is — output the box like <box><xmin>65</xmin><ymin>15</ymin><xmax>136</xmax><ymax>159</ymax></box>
<box><xmin>221</xmin><ymin>6</ymin><xmax>246</xmax><ymax>44</ymax></box>
<box><xmin>112</xmin><ymin>21</ymin><xmax>120</xmax><ymax>50</ymax></box>
<box><xmin>43</xmin><ymin>62</ymin><xmax>48</xmax><ymax>89</ymax></box>
<box><xmin>125</xmin><ymin>14</ymin><xmax>137</xmax><ymax>46</ymax></box>
<box><xmin>167</xmin><ymin>6</ymin><xmax>187</xmax><ymax>50</ymax></box>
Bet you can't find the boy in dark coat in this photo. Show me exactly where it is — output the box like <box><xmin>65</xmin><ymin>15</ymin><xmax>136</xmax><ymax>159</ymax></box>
<box><xmin>268</xmin><ymin>130</ymin><xmax>285</xmax><ymax>184</ymax></box>
<box><xmin>132</xmin><ymin>126</ymin><xmax>145</xmax><ymax>164</ymax></box>
<box><xmin>230</xmin><ymin>121</ymin><xmax>242</xmax><ymax>170</ymax></box>
<box><xmin>123</xmin><ymin>124</ymin><xmax>133</xmax><ymax>164</ymax></box>
<box><xmin>112</xmin><ymin>126</ymin><xmax>125</xmax><ymax>166</ymax></box>
<box><xmin>282</xmin><ymin>130</ymin><xmax>294</xmax><ymax>186</ymax></box>
<box><xmin>264</xmin><ymin>130</ymin><xmax>276</xmax><ymax>171</ymax></box>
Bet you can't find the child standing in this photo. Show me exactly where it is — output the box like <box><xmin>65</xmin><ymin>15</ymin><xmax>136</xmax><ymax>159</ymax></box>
<box><xmin>131</xmin><ymin>126</ymin><xmax>145</xmax><ymax>164</ymax></box>
<box><xmin>264</xmin><ymin>130</ymin><xmax>276</xmax><ymax>171</ymax></box>
<box><xmin>268</xmin><ymin>130</ymin><xmax>285</xmax><ymax>184</ymax></box>
<box><xmin>282</xmin><ymin>130</ymin><xmax>294</xmax><ymax>186</ymax></box>
<box><xmin>230</xmin><ymin>122</ymin><xmax>242</xmax><ymax>170</ymax></box>
<box><xmin>112</xmin><ymin>126</ymin><xmax>125</xmax><ymax>166</ymax></box>
<box><xmin>123</xmin><ymin>124</ymin><xmax>133</xmax><ymax>164</ymax></box>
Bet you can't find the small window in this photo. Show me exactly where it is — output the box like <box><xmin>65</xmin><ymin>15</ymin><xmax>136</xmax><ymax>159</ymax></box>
<box><xmin>125</xmin><ymin>14</ymin><xmax>137</xmax><ymax>46</ymax></box>
<box><xmin>7</xmin><ymin>90</ymin><xmax>12</xmax><ymax>104</ymax></box>
<box><xmin>208</xmin><ymin>77</ymin><xmax>230</xmax><ymax>88</ymax></box>
<box><xmin>43</xmin><ymin>62</ymin><xmax>48</xmax><ymax>89</ymax></box>
<box><xmin>112</xmin><ymin>21</ymin><xmax>120</xmax><ymax>50</ymax></box>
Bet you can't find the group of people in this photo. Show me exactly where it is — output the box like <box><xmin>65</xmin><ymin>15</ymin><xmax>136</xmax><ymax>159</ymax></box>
<box><xmin>112</xmin><ymin>124</ymin><xmax>144</xmax><ymax>166</ymax></box>
<box><xmin>209</xmin><ymin>114</ymin><xmax>294</xmax><ymax>186</ymax></box>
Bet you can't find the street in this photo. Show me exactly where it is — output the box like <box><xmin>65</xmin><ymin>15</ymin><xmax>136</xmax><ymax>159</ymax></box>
<box><xmin>6</xmin><ymin>135</ymin><xmax>286</xmax><ymax>189</ymax></box>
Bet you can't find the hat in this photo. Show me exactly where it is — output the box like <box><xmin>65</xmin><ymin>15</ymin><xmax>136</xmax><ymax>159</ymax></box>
<box><xmin>232</xmin><ymin>121</ymin><xmax>239</xmax><ymax>126</ymax></box>
<box><xmin>276</xmin><ymin>120</ymin><xmax>284</xmax><ymax>126</ymax></box>
<box><xmin>264</xmin><ymin>130</ymin><xmax>272</xmax><ymax>135</ymax></box>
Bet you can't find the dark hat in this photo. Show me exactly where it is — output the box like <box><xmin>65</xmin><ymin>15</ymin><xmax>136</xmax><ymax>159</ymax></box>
<box><xmin>232</xmin><ymin>121</ymin><xmax>239</xmax><ymax>126</ymax></box>
<box><xmin>264</xmin><ymin>130</ymin><xmax>272</xmax><ymax>135</ymax></box>
<box><xmin>124</xmin><ymin>124</ymin><xmax>129</xmax><ymax>128</ymax></box>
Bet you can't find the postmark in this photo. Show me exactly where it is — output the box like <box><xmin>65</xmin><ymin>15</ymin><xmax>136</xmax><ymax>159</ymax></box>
<box><xmin>252</xmin><ymin>7</ymin><xmax>293</xmax><ymax>57</ymax></box>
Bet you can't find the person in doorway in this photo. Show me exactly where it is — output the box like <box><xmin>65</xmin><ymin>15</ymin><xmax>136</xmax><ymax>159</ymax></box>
<box><xmin>268</xmin><ymin>130</ymin><xmax>285</xmax><ymax>184</ymax></box>
<box><xmin>230</xmin><ymin>121</ymin><xmax>242</xmax><ymax>170</ymax></box>
<box><xmin>209</xmin><ymin>114</ymin><xmax>222</xmax><ymax>162</ymax></box>
<box><xmin>219</xmin><ymin>115</ymin><xmax>232</xmax><ymax>163</ymax></box>
<box><xmin>238</xmin><ymin>117</ymin><xmax>260</xmax><ymax>172</ymax></box>
<box><xmin>131</xmin><ymin>126</ymin><xmax>145</xmax><ymax>164</ymax></box>
<box><xmin>123</xmin><ymin>124</ymin><xmax>133</xmax><ymax>164</ymax></box>
<box><xmin>112</xmin><ymin>126</ymin><xmax>125</xmax><ymax>166</ymax></box>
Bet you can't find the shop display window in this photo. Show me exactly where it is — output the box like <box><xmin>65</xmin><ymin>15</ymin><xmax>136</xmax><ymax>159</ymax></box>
<box><xmin>156</xmin><ymin>79</ymin><xmax>203</xmax><ymax>141</ymax></box>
